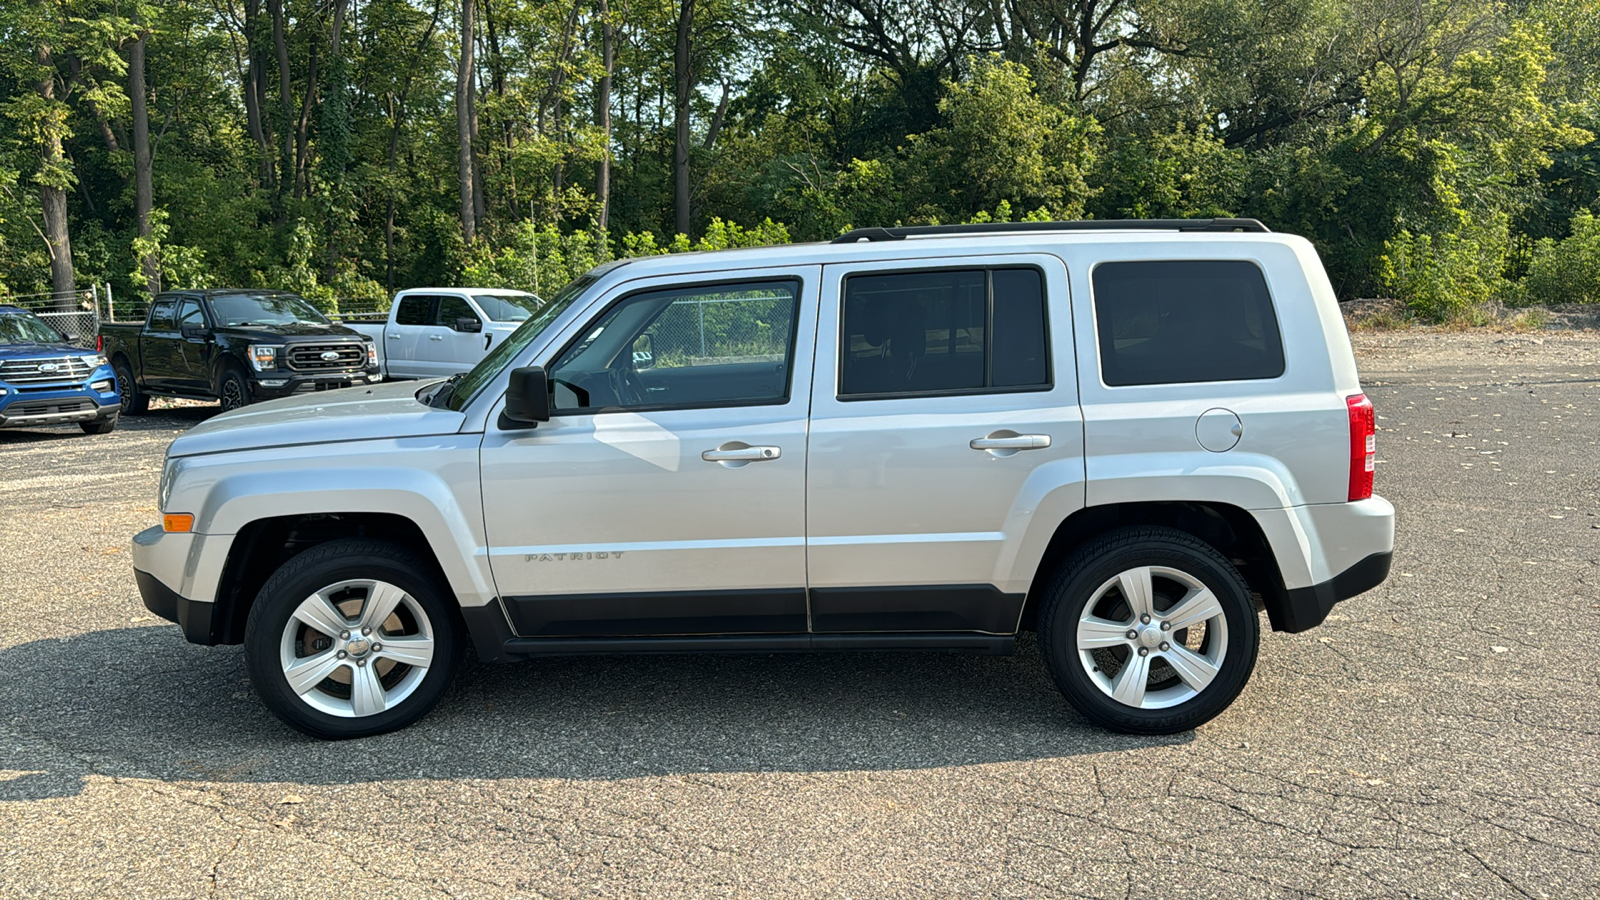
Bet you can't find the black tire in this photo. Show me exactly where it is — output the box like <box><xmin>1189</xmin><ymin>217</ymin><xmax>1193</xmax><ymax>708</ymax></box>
<box><xmin>113</xmin><ymin>358</ymin><xmax>148</xmax><ymax>415</ymax></box>
<box><xmin>244</xmin><ymin>539</ymin><xmax>464</xmax><ymax>739</ymax></box>
<box><xmin>80</xmin><ymin>416</ymin><xmax>117</xmax><ymax>434</ymax></box>
<box><xmin>1038</xmin><ymin>526</ymin><xmax>1260</xmax><ymax>735</ymax></box>
<box><xmin>218</xmin><ymin>366</ymin><xmax>251</xmax><ymax>411</ymax></box>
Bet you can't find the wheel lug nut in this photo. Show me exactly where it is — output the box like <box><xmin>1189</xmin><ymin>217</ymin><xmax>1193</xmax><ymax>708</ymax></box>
<box><xmin>1126</xmin><ymin>630</ymin><xmax>1138</xmax><ymax>640</ymax></box>
<box><xmin>1160</xmin><ymin>621</ymin><xmax>1172</xmax><ymax>631</ymax></box>
<box><xmin>339</xmin><ymin>630</ymin><xmax>350</xmax><ymax>640</ymax></box>
<box><xmin>1140</xmin><ymin>614</ymin><xmax>1151</xmax><ymax>624</ymax></box>
<box><xmin>1159</xmin><ymin>642</ymin><xmax>1170</xmax><ymax>652</ymax></box>
<box><xmin>361</xmin><ymin>627</ymin><xmax>372</xmax><ymax>636</ymax></box>
<box><xmin>337</xmin><ymin>651</ymin><xmax>347</xmax><ymax>659</ymax></box>
<box><xmin>357</xmin><ymin>658</ymin><xmax>367</xmax><ymax>667</ymax></box>
<box><xmin>372</xmin><ymin>643</ymin><xmax>382</xmax><ymax>652</ymax></box>
<box><xmin>1137</xmin><ymin>648</ymin><xmax>1149</xmax><ymax>657</ymax></box>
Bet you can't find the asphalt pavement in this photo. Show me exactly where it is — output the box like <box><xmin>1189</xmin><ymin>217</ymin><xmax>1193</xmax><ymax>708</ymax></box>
<box><xmin>1</xmin><ymin>330</ymin><xmax>1597</xmax><ymax>898</ymax></box>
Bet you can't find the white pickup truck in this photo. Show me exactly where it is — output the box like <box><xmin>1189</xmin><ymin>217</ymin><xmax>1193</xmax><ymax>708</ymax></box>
<box><xmin>342</xmin><ymin>288</ymin><xmax>541</xmax><ymax>380</ymax></box>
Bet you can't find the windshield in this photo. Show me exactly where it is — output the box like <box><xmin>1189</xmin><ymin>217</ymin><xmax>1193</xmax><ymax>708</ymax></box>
<box><xmin>471</xmin><ymin>292</ymin><xmax>542</xmax><ymax>322</ymax></box>
<box><xmin>210</xmin><ymin>293</ymin><xmax>330</xmax><ymax>327</ymax></box>
<box><xmin>441</xmin><ymin>274</ymin><xmax>598</xmax><ymax>411</ymax></box>
<box><xmin>0</xmin><ymin>311</ymin><xmax>62</xmax><ymax>345</ymax></box>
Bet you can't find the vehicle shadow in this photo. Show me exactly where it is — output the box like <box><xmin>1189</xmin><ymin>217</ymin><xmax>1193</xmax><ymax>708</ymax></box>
<box><xmin>0</xmin><ymin>624</ymin><xmax>1189</xmax><ymax>800</ymax></box>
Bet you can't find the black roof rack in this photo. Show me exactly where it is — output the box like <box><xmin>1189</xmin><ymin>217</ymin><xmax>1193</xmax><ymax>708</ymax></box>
<box><xmin>831</xmin><ymin>218</ymin><xmax>1270</xmax><ymax>243</ymax></box>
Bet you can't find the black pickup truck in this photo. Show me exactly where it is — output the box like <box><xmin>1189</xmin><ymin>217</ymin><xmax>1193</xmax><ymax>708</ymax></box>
<box><xmin>99</xmin><ymin>289</ymin><xmax>380</xmax><ymax>413</ymax></box>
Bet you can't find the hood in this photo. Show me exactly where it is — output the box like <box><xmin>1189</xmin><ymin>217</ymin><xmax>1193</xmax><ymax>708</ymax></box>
<box><xmin>167</xmin><ymin>379</ymin><xmax>465</xmax><ymax>458</ymax></box>
<box><xmin>213</xmin><ymin>321</ymin><xmax>367</xmax><ymax>340</ymax></box>
<box><xmin>0</xmin><ymin>342</ymin><xmax>98</xmax><ymax>361</ymax></box>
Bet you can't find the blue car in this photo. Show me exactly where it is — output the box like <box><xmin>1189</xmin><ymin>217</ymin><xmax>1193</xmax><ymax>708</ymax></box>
<box><xmin>0</xmin><ymin>304</ymin><xmax>121</xmax><ymax>434</ymax></box>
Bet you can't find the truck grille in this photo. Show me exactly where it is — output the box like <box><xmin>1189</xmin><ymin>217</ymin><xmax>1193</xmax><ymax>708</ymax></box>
<box><xmin>0</xmin><ymin>356</ymin><xmax>93</xmax><ymax>385</ymax></box>
<box><xmin>10</xmin><ymin>399</ymin><xmax>93</xmax><ymax>417</ymax></box>
<box><xmin>286</xmin><ymin>343</ymin><xmax>365</xmax><ymax>372</ymax></box>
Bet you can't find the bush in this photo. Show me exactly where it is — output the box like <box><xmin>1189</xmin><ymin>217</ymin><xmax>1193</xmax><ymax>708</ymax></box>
<box><xmin>1379</xmin><ymin>221</ymin><xmax>1509</xmax><ymax>319</ymax></box>
<box><xmin>1518</xmin><ymin>211</ymin><xmax>1600</xmax><ymax>305</ymax></box>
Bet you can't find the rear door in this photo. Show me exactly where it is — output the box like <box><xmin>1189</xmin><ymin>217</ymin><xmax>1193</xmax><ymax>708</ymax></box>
<box><xmin>804</xmin><ymin>255</ymin><xmax>1083</xmax><ymax>634</ymax></box>
<box><xmin>387</xmin><ymin>293</ymin><xmax>432</xmax><ymax>379</ymax></box>
<box><xmin>140</xmin><ymin>297</ymin><xmax>181</xmax><ymax>391</ymax></box>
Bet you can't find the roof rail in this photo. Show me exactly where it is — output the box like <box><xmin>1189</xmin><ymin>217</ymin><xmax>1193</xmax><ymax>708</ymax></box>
<box><xmin>831</xmin><ymin>218</ymin><xmax>1270</xmax><ymax>243</ymax></box>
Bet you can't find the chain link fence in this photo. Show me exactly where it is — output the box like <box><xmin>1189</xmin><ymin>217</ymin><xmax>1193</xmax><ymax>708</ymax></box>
<box><xmin>3</xmin><ymin>287</ymin><xmax>112</xmax><ymax>348</ymax></box>
<box><xmin>647</xmin><ymin>294</ymin><xmax>792</xmax><ymax>367</ymax></box>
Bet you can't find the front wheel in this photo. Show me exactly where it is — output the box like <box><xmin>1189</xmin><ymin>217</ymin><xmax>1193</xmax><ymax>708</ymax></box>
<box><xmin>244</xmin><ymin>539</ymin><xmax>464</xmax><ymax>739</ymax></box>
<box><xmin>1039</xmin><ymin>527</ymin><xmax>1260</xmax><ymax>735</ymax></box>
<box><xmin>218</xmin><ymin>367</ymin><xmax>251</xmax><ymax>411</ymax></box>
<box><xmin>80</xmin><ymin>416</ymin><xmax>117</xmax><ymax>434</ymax></box>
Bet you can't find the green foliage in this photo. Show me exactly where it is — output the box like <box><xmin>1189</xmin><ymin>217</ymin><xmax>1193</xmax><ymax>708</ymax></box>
<box><xmin>1519</xmin><ymin>212</ymin><xmax>1600</xmax><ymax>304</ymax></box>
<box><xmin>1379</xmin><ymin>220</ymin><xmax>1510</xmax><ymax>317</ymax></box>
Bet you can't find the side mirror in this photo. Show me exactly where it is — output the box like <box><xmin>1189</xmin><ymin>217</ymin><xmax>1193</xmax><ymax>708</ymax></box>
<box><xmin>631</xmin><ymin>333</ymin><xmax>655</xmax><ymax>369</ymax></box>
<box><xmin>454</xmin><ymin>316</ymin><xmax>483</xmax><ymax>333</ymax></box>
<box><xmin>503</xmin><ymin>366</ymin><xmax>550</xmax><ymax>427</ymax></box>
<box><xmin>181</xmin><ymin>322</ymin><xmax>209</xmax><ymax>340</ymax></box>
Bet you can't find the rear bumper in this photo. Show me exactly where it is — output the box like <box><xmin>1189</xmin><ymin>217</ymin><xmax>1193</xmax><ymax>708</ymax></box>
<box><xmin>1270</xmin><ymin>551</ymin><xmax>1392</xmax><ymax>633</ymax></box>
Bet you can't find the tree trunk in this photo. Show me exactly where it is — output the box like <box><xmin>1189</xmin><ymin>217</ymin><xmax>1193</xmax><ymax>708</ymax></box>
<box><xmin>270</xmin><ymin>0</ymin><xmax>294</xmax><ymax>209</ymax></box>
<box><xmin>457</xmin><ymin>0</ymin><xmax>477</xmax><ymax>244</ymax></box>
<box><xmin>36</xmin><ymin>46</ymin><xmax>75</xmax><ymax>310</ymax></box>
<box><xmin>242</xmin><ymin>0</ymin><xmax>276</xmax><ymax>190</ymax></box>
<box><xmin>130</xmin><ymin>31</ymin><xmax>159</xmax><ymax>294</ymax></box>
<box><xmin>595</xmin><ymin>0</ymin><xmax>613</xmax><ymax>231</ymax></box>
<box><xmin>673</xmin><ymin>0</ymin><xmax>695</xmax><ymax>237</ymax></box>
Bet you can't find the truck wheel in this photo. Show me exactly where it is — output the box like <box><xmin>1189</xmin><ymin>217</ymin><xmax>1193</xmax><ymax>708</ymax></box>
<box><xmin>113</xmin><ymin>359</ymin><xmax>149</xmax><ymax>415</ymax></box>
<box><xmin>1038</xmin><ymin>526</ymin><xmax>1259</xmax><ymax>735</ymax></box>
<box><xmin>243</xmin><ymin>539</ymin><xmax>464</xmax><ymax>740</ymax></box>
<box><xmin>80</xmin><ymin>416</ymin><xmax>117</xmax><ymax>435</ymax></box>
<box><xmin>218</xmin><ymin>367</ymin><xmax>251</xmax><ymax>411</ymax></box>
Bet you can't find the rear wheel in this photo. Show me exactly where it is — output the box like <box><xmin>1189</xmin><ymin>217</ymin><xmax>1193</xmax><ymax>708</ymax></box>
<box><xmin>113</xmin><ymin>358</ymin><xmax>148</xmax><ymax>415</ymax></box>
<box><xmin>1039</xmin><ymin>527</ymin><xmax>1259</xmax><ymax>734</ymax></box>
<box><xmin>244</xmin><ymin>539</ymin><xmax>463</xmax><ymax>739</ymax></box>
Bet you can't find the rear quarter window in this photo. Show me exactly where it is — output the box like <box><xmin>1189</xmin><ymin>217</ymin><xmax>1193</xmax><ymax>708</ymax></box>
<box><xmin>1091</xmin><ymin>260</ymin><xmax>1285</xmax><ymax>387</ymax></box>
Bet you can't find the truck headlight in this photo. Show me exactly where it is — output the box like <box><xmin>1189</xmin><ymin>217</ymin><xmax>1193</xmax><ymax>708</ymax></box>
<box><xmin>364</xmin><ymin>341</ymin><xmax>377</xmax><ymax>366</ymax></box>
<box><xmin>248</xmin><ymin>344</ymin><xmax>282</xmax><ymax>372</ymax></box>
<box><xmin>87</xmin><ymin>354</ymin><xmax>108</xmax><ymax>367</ymax></box>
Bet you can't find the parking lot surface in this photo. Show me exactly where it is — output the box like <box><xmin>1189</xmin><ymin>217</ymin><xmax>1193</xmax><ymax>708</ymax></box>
<box><xmin>2</xmin><ymin>331</ymin><xmax>1598</xmax><ymax>898</ymax></box>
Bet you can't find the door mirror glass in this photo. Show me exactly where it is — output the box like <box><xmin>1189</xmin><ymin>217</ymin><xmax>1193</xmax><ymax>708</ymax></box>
<box><xmin>454</xmin><ymin>316</ymin><xmax>483</xmax><ymax>334</ymax></box>
<box><xmin>631</xmin><ymin>333</ymin><xmax>655</xmax><ymax>369</ymax></box>
<box><xmin>503</xmin><ymin>366</ymin><xmax>550</xmax><ymax>426</ymax></box>
<box><xmin>181</xmin><ymin>322</ymin><xmax>209</xmax><ymax>340</ymax></box>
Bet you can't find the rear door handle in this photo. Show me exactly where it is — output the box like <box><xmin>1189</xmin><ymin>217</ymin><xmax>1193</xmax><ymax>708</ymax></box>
<box><xmin>970</xmin><ymin>433</ymin><xmax>1051</xmax><ymax>451</ymax></box>
<box><xmin>387</xmin><ymin>334</ymin><xmax>401</xmax><ymax>340</ymax></box>
<box><xmin>428</xmin><ymin>334</ymin><xmax>444</xmax><ymax>341</ymax></box>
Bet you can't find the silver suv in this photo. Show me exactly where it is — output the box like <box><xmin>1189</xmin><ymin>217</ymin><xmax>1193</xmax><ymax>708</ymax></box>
<box><xmin>134</xmin><ymin>220</ymin><xmax>1394</xmax><ymax>739</ymax></box>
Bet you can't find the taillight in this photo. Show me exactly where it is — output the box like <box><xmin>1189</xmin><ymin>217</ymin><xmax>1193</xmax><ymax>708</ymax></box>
<box><xmin>1346</xmin><ymin>393</ymin><xmax>1375</xmax><ymax>501</ymax></box>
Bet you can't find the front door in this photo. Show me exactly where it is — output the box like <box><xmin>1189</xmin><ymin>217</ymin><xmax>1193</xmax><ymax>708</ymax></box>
<box><xmin>480</xmin><ymin>267</ymin><xmax>819</xmax><ymax>637</ymax></box>
<box><xmin>805</xmin><ymin>256</ymin><xmax>1084</xmax><ymax>633</ymax></box>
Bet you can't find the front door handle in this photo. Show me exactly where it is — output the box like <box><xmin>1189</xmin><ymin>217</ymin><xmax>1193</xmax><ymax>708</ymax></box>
<box><xmin>970</xmin><ymin>432</ymin><xmax>1051</xmax><ymax>452</ymax></box>
<box><xmin>701</xmin><ymin>443</ymin><xmax>781</xmax><ymax>467</ymax></box>
<box><xmin>428</xmin><ymin>334</ymin><xmax>444</xmax><ymax>341</ymax></box>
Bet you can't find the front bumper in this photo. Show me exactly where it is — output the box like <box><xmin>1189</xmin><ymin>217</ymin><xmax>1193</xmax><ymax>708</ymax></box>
<box><xmin>132</xmin><ymin>524</ymin><xmax>231</xmax><ymax>644</ymax></box>
<box><xmin>251</xmin><ymin>368</ymin><xmax>382</xmax><ymax>400</ymax></box>
<box><xmin>136</xmin><ymin>567</ymin><xmax>217</xmax><ymax>643</ymax></box>
<box><xmin>0</xmin><ymin>373</ymin><xmax>119</xmax><ymax>428</ymax></box>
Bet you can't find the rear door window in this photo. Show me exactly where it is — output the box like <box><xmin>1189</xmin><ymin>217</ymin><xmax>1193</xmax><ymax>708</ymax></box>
<box><xmin>395</xmin><ymin>296</ymin><xmax>431</xmax><ymax>326</ymax></box>
<box><xmin>839</xmin><ymin>267</ymin><xmax>1050</xmax><ymax>398</ymax></box>
<box><xmin>1091</xmin><ymin>260</ymin><xmax>1285</xmax><ymax>387</ymax></box>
